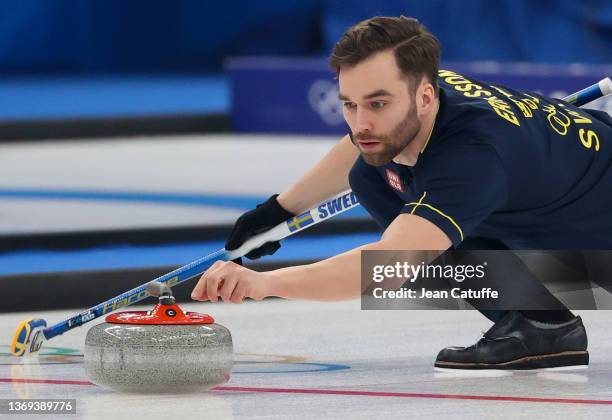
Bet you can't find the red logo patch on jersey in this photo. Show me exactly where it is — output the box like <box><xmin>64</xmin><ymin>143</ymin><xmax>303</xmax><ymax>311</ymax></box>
<box><xmin>385</xmin><ymin>169</ymin><xmax>404</xmax><ymax>192</ymax></box>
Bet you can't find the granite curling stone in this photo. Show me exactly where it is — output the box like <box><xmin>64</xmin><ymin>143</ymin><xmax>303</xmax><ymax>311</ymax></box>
<box><xmin>84</xmin><ymin>283</ymin><xmax>233</xmax><ymax>393</ymax></box>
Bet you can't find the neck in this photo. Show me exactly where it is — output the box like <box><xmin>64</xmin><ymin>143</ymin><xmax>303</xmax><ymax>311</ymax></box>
<box><xmin>393</xmin><ymin>97</ymin><xmax>440</xmax><ymax>166</ymax></box>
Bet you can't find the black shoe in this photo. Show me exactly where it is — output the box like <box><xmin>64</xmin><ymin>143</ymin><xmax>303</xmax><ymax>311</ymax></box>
<box><xmin>435</xmin><ymin>311</ymin><xmax>589</xmax><ymax>370</ymax></box>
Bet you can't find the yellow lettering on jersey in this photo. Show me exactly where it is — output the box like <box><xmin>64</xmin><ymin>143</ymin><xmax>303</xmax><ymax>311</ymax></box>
<box><xmin>438</xmin><ymin>69</ymin><xmax>601</xmax><ymax>153</ymax></box>
<box><xmin>487</xmin><ymin>97</ymin><xmax>520</xmax><ymax>126</ymax></box>
<box><xmin>444</xmin><ymin>75</ymin><xmax>470</xmax><ymax>85</ymax></box>
<box><xmin>542</xmin><ymin>104</ymin><xmax>571</xmax><ymax>135</ymax></box>
<box><xmin>491</xmin><ymin>86</ymin><xmax>513</xmax><ymax>99</ymax></box>
<box><xmin>520</xmin><ymin>98</ymin><xmax>539</xmax><ymax>110</ymax></box>
<box><xmin>438</xmin><ymin>69</ymin><xmax>458</xmax><ymax>78</ymax></box>
<box><xmin>579</xmin><ymin>128</ymin><xmax>600</xmax><ymax>151</ymax></box>
<box><xmin>512</xmin><ymin>99</ymin><xmax>533</xmax><ymax>118</ymax></box>
<box><xmin>490</xmin><ymin>86</ymin><xmax>533</xmax><ymax>117</ymax></box>
<box><xmin>439</xmin><ymin>69</ymin><xmax>518</xmax><ymax>125</ymax></box>
<box><xmin>464</xmin><ymin>89</ymin><xmax>492</xmax><ymax>98</ymax></box>
<box><xmin>521</xmin><ymin>94</ymin><xmax>540</xmax><ymax>109</ymax></box>
<box><xmin>566</xmin><ymin>109</ymin><xmax>592</xmax><ymax>124</ymax></box>
<box><xmin>454</xmin><ymin>82</ymin><xmax>482</xmax><ymax>93</ymax></box>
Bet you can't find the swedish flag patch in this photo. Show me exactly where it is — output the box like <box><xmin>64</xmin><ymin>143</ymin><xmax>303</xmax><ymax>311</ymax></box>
<box><xmin>287</xmin><ymin>211</ymin><xmax>314</xmax><ymax>232</ymax></box>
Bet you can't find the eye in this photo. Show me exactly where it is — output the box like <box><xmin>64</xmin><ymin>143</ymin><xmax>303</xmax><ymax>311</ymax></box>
<box><xmin>343</xmin><ymin>101</ymin><xmax>356</xmax><ymax>110</ymax></box>
<box><xmin>370</xmin><ymin>101</ymin><xmax>386</xmax><ymax>110</ymax></box>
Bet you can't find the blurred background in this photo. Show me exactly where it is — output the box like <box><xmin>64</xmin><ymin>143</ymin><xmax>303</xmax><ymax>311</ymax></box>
<box><xmin>2</xmin><ymin>0</ymin><xmax>612</xmax><ymax>138</ymax></box>
<box><xmin>1</xmin><ymin>0</ymin><xmax>612</xmax><ymax>311</ymax></box>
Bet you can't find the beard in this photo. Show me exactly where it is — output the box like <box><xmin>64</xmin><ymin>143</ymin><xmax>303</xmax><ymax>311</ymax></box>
<box><xmin>351</xmin><ymin>103</ymin><xmax>421</xmax><ymax>166</ymax></box>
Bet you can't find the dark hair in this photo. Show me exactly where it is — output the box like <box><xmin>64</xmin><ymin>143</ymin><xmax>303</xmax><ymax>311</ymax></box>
<box><xmin>330</xmin><ymin>16</ymin><xmax>441</xmax><ymax>93</ymax></box>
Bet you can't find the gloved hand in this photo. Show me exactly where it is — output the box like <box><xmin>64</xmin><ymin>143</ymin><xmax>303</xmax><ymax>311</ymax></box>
<box><xmin>225</xmin><ymin>194</ymin><xmax>295</xmax><ymax>260</ymax></box>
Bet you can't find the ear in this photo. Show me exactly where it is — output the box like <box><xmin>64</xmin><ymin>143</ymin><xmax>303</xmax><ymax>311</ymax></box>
<box><xmin>417</xmin><ymin>80</ymin><xmax>436</xmax><ymax>116</ymax></box>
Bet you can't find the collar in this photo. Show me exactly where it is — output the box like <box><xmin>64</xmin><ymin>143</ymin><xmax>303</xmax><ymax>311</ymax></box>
<box><xmin>420</xmin><ymin>89</ymin><xmax>446</xmax><ymax>155</ymax></box>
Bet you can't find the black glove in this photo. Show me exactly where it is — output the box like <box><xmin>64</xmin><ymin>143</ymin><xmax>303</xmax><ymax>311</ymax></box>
<box><xmin>225</xmin><ymin>194</ymin><xmax>295</xmax><ymax>260</ymax></box>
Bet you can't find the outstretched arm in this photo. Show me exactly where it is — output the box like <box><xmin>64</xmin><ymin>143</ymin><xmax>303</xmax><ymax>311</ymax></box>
<box><xmin>277</xmin><ymin>134</ymin><xmax>359</xmax><ymax>214</ymax></box>
<box><xmin>224</xmin><ymin>134</ymin><xmax>359</xmax><ymax>259</ymax></box>
<box><xmin>191</xmin><ymin>213</ymin><xmax>451</xmax><ymax>303</ymax></box>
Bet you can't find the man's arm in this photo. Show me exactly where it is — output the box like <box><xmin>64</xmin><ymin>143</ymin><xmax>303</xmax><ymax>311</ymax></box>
<box><xmin>191</xmin><ymin>213</ymin><xmax>452</xmax><ymax>303</ymax></box>
<box><xmin>277</xmin><ymin>134</ymin><xmax>359</xmax><ymax>214</ymax></box>
<box><xmin>224</xmin><ymin>134</ymin><xmax>359</xmax><ymax>259</ymax></box>
<box><xmin>267</xmin><ymin>213</ymin><xmax>451</xmax><ymax>300</ymax></box>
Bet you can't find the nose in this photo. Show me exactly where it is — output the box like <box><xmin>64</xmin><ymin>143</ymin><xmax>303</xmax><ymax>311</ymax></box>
<box><xmin>355</xmin><ymin>108</ymin><xmax>373</xmax><ymax>133</ymax></box>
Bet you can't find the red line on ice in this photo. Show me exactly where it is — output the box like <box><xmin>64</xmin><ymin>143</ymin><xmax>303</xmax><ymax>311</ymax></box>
<box><xmin>2</xmin><ymin>378</ymin><xmax>611</xmax><ymax>405</ymax></box>
<box><xmin>215</xmin><ymin>386</ymin><xmax>612</xmax><ymax>405</ymax></box>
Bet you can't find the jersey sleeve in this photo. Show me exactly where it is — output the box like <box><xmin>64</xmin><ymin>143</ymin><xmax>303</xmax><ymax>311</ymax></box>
<box><xmin>401</xmin><ymin>142</ymin><xmax>508</xmax><ymax>247</ymax></box>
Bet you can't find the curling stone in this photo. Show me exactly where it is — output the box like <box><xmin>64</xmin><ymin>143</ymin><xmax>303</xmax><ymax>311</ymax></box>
<box><xmin>84</xmin><ymin>282</ymin><xmax>233</xmax><ymax>393</ymax></box>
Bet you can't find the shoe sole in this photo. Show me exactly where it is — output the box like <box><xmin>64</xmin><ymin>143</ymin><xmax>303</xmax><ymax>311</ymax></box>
<box><xmin>434</xmin><ymin>350</ymin><xmax>589</xmax><ymax>370</ymax></box>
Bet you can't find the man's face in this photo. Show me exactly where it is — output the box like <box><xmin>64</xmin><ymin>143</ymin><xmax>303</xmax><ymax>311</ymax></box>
<box><xmin>338</xmin><ymin>49</ymin><xmax>422</xmax><ymax>166</ymax></box>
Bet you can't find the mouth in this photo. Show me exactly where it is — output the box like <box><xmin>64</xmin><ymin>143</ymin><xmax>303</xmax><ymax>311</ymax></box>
<box><xmin>357</xmin><ymin>140</ymin><xmax>381</xmax><ymax>151</ymax></box>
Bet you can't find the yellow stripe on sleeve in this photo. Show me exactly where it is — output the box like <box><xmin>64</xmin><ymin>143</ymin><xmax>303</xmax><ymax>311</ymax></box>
<box><xmin>405</xmin><ymin>198</ymin><xmax>464</xmax><ymax>241</ymax></box>
<box><xmin>410</xmin><ymin>191</ymin><xmax>427</xmax><ymax>214</ymax></box>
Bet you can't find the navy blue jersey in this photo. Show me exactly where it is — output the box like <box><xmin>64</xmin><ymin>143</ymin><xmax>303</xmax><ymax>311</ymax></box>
<box><xmin>349</xmin><ymin>69</ymin><xmax>612</xmax><ymax>250</ymax></box>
